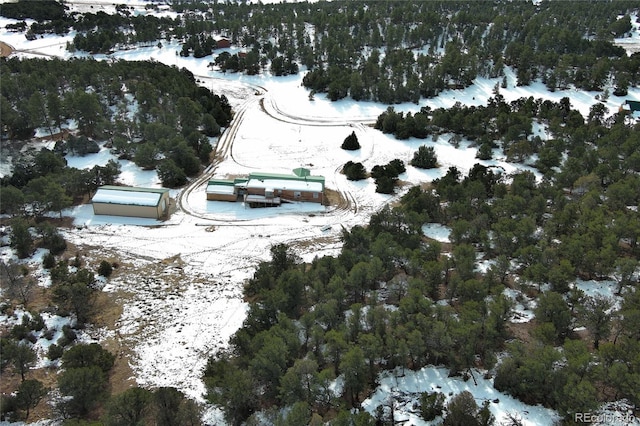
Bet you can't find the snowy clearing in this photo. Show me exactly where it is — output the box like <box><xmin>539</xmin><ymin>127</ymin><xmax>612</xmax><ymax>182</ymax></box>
<box><xmin>1</xmin><ymin>3</ymin><xmax>640</xmax><ymax>424</ymax></box>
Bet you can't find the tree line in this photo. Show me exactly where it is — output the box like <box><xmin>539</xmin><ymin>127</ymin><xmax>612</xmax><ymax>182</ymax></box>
<box><xmin>3</xmin><ymin>1</ymin><xmax>639</xmax><ymax>103</ymax></box>
<box><xmin>1</xmin><ymin>58</ymin><xmax>232</xmax><ymax>189</ymax></box>
<box><xmin>202</xmin><ymin>94</ymin><xmax>639</xmax><ymax>423</ymax></box>
<box><xmin>203</xmin><ymin>204</ymin><xmax>638</xmax><ymax>424</ymax></box>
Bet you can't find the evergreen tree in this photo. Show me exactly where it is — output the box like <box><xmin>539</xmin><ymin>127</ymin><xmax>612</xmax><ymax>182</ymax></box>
<box><xmin>14</xmin><ymin>379</ymin><xmax>48</xmax><ymax>421</ymax></box>
<box><xmin>341</xmin><ymin>131</ymin><xmax>361</xmax><ymax>150</ymax></box>
<box><xmin>157</xmin><ymin>159</ymin><xmax>187</xmax><ymax>188</ymax></box>
<box><xmin>410</xmin><ymin>145</ymin><xmax>438</xmax><ymax>169</ymax></box>
<box><xmin>9</xmin><ymin>217</ymin><xmax>33</xmax><ymax>259</ymax></box>
<box><xmin>342</xmin><ymin>161</ymin><xmax>367</xmax><ymax>181</ymax></box>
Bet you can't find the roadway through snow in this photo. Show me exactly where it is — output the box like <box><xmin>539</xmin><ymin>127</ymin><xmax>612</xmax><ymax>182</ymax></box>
<box><xmin>2</xmin><ymin>23</ymin><xmax>393</xmax><ymax>403</ymax></box>
<box><xmin>176</xmin><ymin>76</ymin><xmax>377</xmax><ymax>222</ymax></box>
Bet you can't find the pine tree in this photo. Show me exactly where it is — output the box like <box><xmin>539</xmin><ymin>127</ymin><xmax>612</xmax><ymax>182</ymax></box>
<box><xmin>410</xmin><ymin>145</ymin><xmax>438</xmax><ymax>169</ymax></box>
<box><xmin>341</xmin><ymin>131</ymin><xmax>361</xmax><ymax>150</ymax></box>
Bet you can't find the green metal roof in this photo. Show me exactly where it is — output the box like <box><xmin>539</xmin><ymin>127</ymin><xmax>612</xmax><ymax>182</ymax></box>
<box><xmin>293</xmin><ymin>167</ymin><xmax>311</xmax><ymax>177</ymax></box>
<box><xmin>99</xmin><ymin>185</ymin><xmax>169</xmax><ymax>194</ymax></box>
<box><xmin>626</xmin><ymin>100</ymin><xmax>640</xmax><ymax>112</ymax></box>
<box><xmin>248</xmin><ymin>172</ymin><xmax>325</xmax><ymax>189</ymax></box>
<box><xmin>207</xmin><ymin>179</ymin><xmax>235</xmax><ymax>186</ymax></box>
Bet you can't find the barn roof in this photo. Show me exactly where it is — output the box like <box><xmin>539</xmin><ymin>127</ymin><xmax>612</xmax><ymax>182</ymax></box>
<box><xmin>92</xmin><ymin>186</ymin><xmax>168</xmax><ymax>207</ymax></box>
<box><xmin>248</xmin><ymin>171</ymin><xmax>325</xmax><ymax>189</ymax></box>
<box><xmin>245</xmin><ymin>178</ymin><xmax>323</xmax><ymax>193</ymax></box>
<box><xmin>206</xmin><ymin>180</ymin><xmax>236</xmax><ymax>195</ymax></box>
<box><xmin>293</xmin><ymin>167</ymin><xmax>311</xmax><ymax>177</ymax></box>
<box><xmin>625</xmin><ymin>100</ymin><xmax>640</xmax><ymax>112</ymax></box>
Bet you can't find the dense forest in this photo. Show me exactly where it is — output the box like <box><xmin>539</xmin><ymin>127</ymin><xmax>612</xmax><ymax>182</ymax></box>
<box><xmin>1</xmin><ymin>0</ymin><xmax>640</xmax><ymax>424</ymax></box>
<box><xmin>0</xmin><ymin>58</ymin><xmax>232</xmax><ymax>195</ymax></box>
<box><xmin>3</xmin><ymin>0</ymin><xmax>640</xmax><ymax>103</ymax></box>
<box><xmin>204</xmin><ymin>101</ymin><xmax>640</xmax><ymax>424</ymax></box>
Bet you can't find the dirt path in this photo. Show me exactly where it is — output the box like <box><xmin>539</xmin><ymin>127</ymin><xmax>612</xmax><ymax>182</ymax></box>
<box><xmin>0</xmin><ymin>41</ymin><xmax>14</xmax><ymax>57</ymax></box>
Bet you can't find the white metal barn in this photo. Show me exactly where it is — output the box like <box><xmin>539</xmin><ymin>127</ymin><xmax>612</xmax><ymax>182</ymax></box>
<box><xmin>91</xmin><ymin>185</ymin><xmax>171</xmax><ymax>219</ymax></box>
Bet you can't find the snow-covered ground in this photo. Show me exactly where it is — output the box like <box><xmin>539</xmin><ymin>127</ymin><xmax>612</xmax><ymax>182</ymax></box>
<box><xmin>362</xmin><ymin>366</ymin><xmax>560</xmax><ymax>426</ymax></box>
<box><xmin>2</xmin><ymin>3</ymin><xmax>640</xmax><ymax>424</ymax></box>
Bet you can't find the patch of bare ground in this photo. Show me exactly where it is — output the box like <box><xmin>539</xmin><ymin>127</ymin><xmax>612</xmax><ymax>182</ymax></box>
<box><xmin>92</xmin><ymin>291</ymin><xmax>138</xmax><ymax>395</ymax></box>
<box><xmin>323</xmin><ymin>188</ymin><xmax>343</xmax><ymax>207</ymax></box>
<box><xmin>506</xmin><ymin>320</ymin><xmax>538</xmax><ymax>346</ymax></box>
<box><xmin>0</xmin><ymin>41</ymin><xmax>13</xmax><ymax>57</ymax></box>
<box><xmin>291</xmin><ymin>235</ymin><xmax>340</xmax><ymax>252</ymax></box>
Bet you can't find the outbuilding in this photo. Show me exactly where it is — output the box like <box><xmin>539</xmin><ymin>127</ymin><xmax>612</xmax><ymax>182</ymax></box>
<box><xmin>205</xmin><ymin>170</ymin><xmax>326</xmax><ymax>207</ymax></box>
<box><xmin>206</xmin><ymin>179</ymin><xmax>239</xmax><ymax>202</ymax></box>
<box><xmin>244</xmin><ymin>174</ymin><xmax>324</xmax><ymax>204</ymax></box>
<box><xmin>214</xmin><ymin>36</ymin><xmax>231</xmax><ymax>49</ymax></box>
<box><xmin>92</xmin><ymin>185</ymin><xmax>171</xmax><ymax>219</ymax></box>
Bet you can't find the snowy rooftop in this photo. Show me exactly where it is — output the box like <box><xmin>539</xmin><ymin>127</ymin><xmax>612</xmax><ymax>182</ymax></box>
<box><xmin>206</xmin><ymin>183</ymin><xmax>236</xmax><ymax>195</ymax></box>
<box><xmin>92</xmin><ymin>186</ymin><xmax>167</xmax><ymax>207</ymax></box>
<box><xmin>244</xmin><ymin>178</ymin><xmax>323</xmax><ymax>193</ymax></box>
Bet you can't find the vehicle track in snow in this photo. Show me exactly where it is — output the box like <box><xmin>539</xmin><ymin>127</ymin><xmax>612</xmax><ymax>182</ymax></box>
<box><xmin>177</xmin><ymin>78</ymin><xmax>381</xmax><ymax>227</ymax></box>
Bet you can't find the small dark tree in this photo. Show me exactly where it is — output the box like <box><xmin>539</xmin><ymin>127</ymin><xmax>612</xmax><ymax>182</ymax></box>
<box><xmin>341</xmin><ymin>131</ymin><xmax>361</xmax><ymax>150</ymax></box>
<box><xmin>157</xmin><ymin>159</ymin><xmax>187</xmax><ymax>188</ymax></box>
<box><xmin>388</xmin><ymin>158</ymin><xmax>406</xmax><ymax>175</ymax></box>
<box><xmin>578</xmin><ymin>295</ymin><xmax>613</xmax><ymax>350</ymax></box>
<box><xmin>1</xmin><ymin>260</ymin><xmax>35</xmax><ymax>307</ymax></box>
<box><xmin>48</xmin><ymin>344</ymin><xmax>63</xmax><ymax>361</ymax></box>
<box><xmin>10</xmin><ymin>217</ymin><xmax>33</xmax><ymax>259</ymax></box>
<box><xmin>419</xmin><ymin>391</ymin><xmax>445</xmax><ymax>421</ymax></box>
<box><xmin>104</xmin><ymin>387</ymin><xmax>153</xmax><ymax>426</ymax></box>
<box><xmin>7</xmin><ymin>341</ymin><xmax>37</xmax><ymax>381</ymax></box>
<box><xmin>154</xmin><ymin>386</ymin><xmax>182</xmax><ymax>426</ymax></box>
<box><xmin>0</xmin><ymin>185</ymin><xmax>25</xmax><ymax>216</ymax></box>
<box><xmin>342</xmin><ymin>161</ymin><xmax>367</xmax><ymax>181</ymax></box>
<box><xmin>14</xmin><ymin>379</ymin><xmax>48</xmax><ymax>421</ymax></box>
<box><xmin>52</xmin><ymin>269</ymin><xmax>98</xmax><ymax>326</ymax></box>
<box><xmin>410</xmin><ymin>145</ymin><xmax>438</xmax><ymax>169</ymax></box>
<box><xmin>62</xmin><ymin>343</ymin><xmax>115</xmax><ymax>374</ymax></box>
<box><xmin>444</xmin><ymin>390</ymin><xmax>494</xmax><ymax>426</ymax></box>
<box><xmin>534</xmin><ymin>291</ymin><xmax>572</xmax><ymax>341</ymax></box>
<box><xmin>38</xmin><ymin>223</ymin><xmax>67</xmax><ymax>255</ymax></box>
<box><xmin>154</xmin><ymin>387</ymin><xmax>202</xmax><ymax>426</ymax></box>
<box><xmin>42</xmin><ymin>252</ymin><xmax>56</xmax><ymax>269</ymax></box>
<box><xmin>476</xmin><ymin>142</ymin><xmax>493</xmax><ymax>160</ymax></box>
<box><xmin>375</xmin><ymin>176</ymin><xmax>397</xmax><ymax>194</ymax></box>
<box><xmin>98</xmin><ymin>260</ymin><xmax>114</xmax><ymax>278</ymax></box>
<box><xmin>58</xmin><ymin>366</ymin><xmax>108</xmax><ymax>417</ymax></box>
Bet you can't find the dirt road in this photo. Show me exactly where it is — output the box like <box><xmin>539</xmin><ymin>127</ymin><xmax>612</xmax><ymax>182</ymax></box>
<box><xmin>0</xmin><ymin>41</ymin><xmax>14</xmax><ymax>57</ymax></box>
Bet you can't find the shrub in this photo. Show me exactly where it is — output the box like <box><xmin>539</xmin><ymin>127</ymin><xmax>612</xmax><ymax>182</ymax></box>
<box><xmin>43</xmin><ymin>232</ymin><xmax>67</xmax><ymax>256</ymax></box>
<box><xmin>387</xmin><ymin>158</ymin><xmax>406</xmax><ymax>175</ymax></box>
<box><xmin>48</xmin><ymin>344</ymin><xmax>63</xmax><ymax>361</ymax></box>
<box><xmin>342</xmin><ymin>161</ymin><xmax>367</xmax><ymax>181</ymax></box>
<box><xmin>371</xmin><ymin>160</ymin><xmax>403</xmax><ymax>194</ymax></box>
<box><xmin>341</xmin><ymin>131</ymin><xmax>361</xmax><ymax>150</ymax></box>
<box><xmin>58</xmin><ymin>325</ymin><xmax>77</xmax><ymax>347</ymax></box>
<box><xmin>42</xmin><ymin>252</ymin><xmax>56</xmax><ymax>269</ymax></box>
<box><xmin>43</xmin><ymin>329</ymin><xmax>55</xmax><ymax>340</ymax></box>
<box><xmin>27</xmin><ymin>313</ymin><xmax>45</xmax><ymax>332</ymax></box>
<box><xmin>64</xmin><ymin>135</ymin><xmax>100</xmax><ymax>156</ymax></box>
<box><xmin>419</xmin><ymin>391</ymin><xmax>445</xmax><ymax>421</ymax></box>
<box><xmin>410</xmin><ymin>145</ymin><xmax>438</xmax><ymax>169</ymax></box>
<box><xmin>476</xmin><ymin>142</ymin><xmax>493</xmax><ymax>160</ymax></box>
<box><xmin>97</xmin><ymin>260</ymin><xmax>113</xmax><ymax>278</ymax></box>
<box><xmin>11</xmin><ymin>324</ymin><xmax>30</xmax><ymax>341</ymax></box>
<box><xmin>375</xmin><ymin>176</ymin><xmax>397</xmax><ymax>194</ymax></box>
